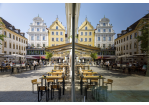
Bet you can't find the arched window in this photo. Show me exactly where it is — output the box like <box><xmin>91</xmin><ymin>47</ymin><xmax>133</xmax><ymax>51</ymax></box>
<box><xmin>56</xmin><ymin>26</ymin><xmax>58</xmax><ymax>29</ymax></box>
<box><xmin>85</xmin><ymin>26</ymin><xmax>87</xmax><ymax>30</ymax></box>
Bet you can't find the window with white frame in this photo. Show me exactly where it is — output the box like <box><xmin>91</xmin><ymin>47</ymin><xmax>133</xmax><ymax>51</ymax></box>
<box><xmin>37</xmin><ymin>44</ymin><xmax>40</xmax><ymax>47</ymax></box>
<box><xmin>98</xmin><ymin>37</ymin><xmax>100</xmax><ymax>41</ymax></box>
<box><xmin>109</xmin><ymin>37</ymin><xmax>111</xmax><ymax>41</ymax></box>
<box><xmin>43</xmin><ymin>36</ymin><xmax>45</xmax><ymax>40</ymax></box>
<box><xmin>103</xmin><ymin>23</ymin><xmax>106</xmax><ymax>26</ymax></box>
<box><xmin>31</xmin><ymin>36</ymin><xmax>34</xmax><ymax>41</ymax></box>
<box><xmin>85</xmin><ymin>38</ymin><xmax>87</xmax><ymax>42</ymax></box>
<box><xmin>103</xmin><ymin>37</ymin><xmax>106</xmax><ymax>41</ymax></box>
<box><xmin>81</xmin><ymin>32</ymin><xmax>83</xmax><ymax>35</ymax></box>
<box><xmin>89</xmin><ymin>32</ymin><xmax>92</xmax><ymax>35</ymax></box>
<box><xmin>37</xmin><ymin>28</ymin><xmax>39</xmax><ymax>31</ymax></box>
<box><xmin>98</xmin><ymin>44</ymin><xmax>100</xmax><ymax>48</ymax></box>
<box><xmin>109</xmin><ymin>29</ymin><xmax>111</xmax><ymax>32</ymax></box>
<box><xmin>89</xmin><ymin>38</ymin><xmax>91</xmax><ymax>42</ymax></box>
<box><xmin>85</xmin><ymin>26</ymin><xmax>87</xmax><ymax>30</ymax></box>
<box><xmin>56</xmin><ymin>32</ymin><xmax>58</xmax><ymax>35</ymax></box>
<box><xmin>98</xmin><ymin>29</ymin><xmax>100</xmax><ymax>32</ymax></box>
<box><xmin>52</xmin><ymin>38</ymin><xmax>54</xmax><ymax>41</ymax></box>
<box><xmin>52</xmin><ymin>44</ymin><xmax>55</xmax><ymax>46</ymax></box>
<box><xmin>135</xmin><ymin>32</ymin><xmax>137</xmax><ymax>38</ymax></box>
<box><xmin>80</xmin><ymin>38</ymin><xmax>83</xmax><ymax>42</ymax></box>
<box><xmin>60</xmin><ymin>32</ymin><xmax>63</xmax><ymax>35</ymax></box>
<box><xmin>85</xmin><ymin>32</ymin><xmax>87</xmax><ymax>36</ymax></box>
<box><xmin>37</xmin><ymin>22</ymin><xmax>40</xmax><ymax>25</ymax></box>
<box><xmin>103</xmin><ymin>29</ymin><xmax>106</xmax><ymax>32</ymax></box>
<box><xmin>61</xmin><ymin>38</ymin><xmax>63</xmax><ymax>41</ymax></box>
<box><xmin>56</xmin><ymin>38</ymin><xmax>59</xmax><ymax>41</ymax></box>
<box><xmin>56</xmin><ymin>26</ymin><xmax>58</xmax><ymax>29</ymax></box>
<box><xmin>43</xmin><ymin>28</ymin><xmax>45</xmax><ymax>32</ymax></box>
<box><xmin>37</xmin><ymin>36</ymin><xmax>40</xmax><ymax>40</ymax></box>
<box><xmin>43</xmin><ymin>44</ymin><xmax>45</xmax><ymax>47</ymax></box>
<box><xmin>103</xmin><ymin>44</ymin><xmax>105</xmax><ymax>48</ymax></box>
<box><xmin>32</xmin><ymin>28</ymin><xmax>34</xmax><ymax>31</ymax></box>
<box><xmin>52</xmin><ymin>32</ymin><xmax>54</xmax><ymax>35</ymax></box>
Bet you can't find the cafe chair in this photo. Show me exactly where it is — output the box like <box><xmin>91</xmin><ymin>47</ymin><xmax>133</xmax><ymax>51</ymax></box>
<box><xmin>47</xmin><ymin>79</ymin><xmax>54</xmax><ymax>88</ymax></box>
<box><xmin>51</xmin><ymin>85</ymin><xmax>61</xmax><ymax>100</ymax></box>
<box><xmin>31</xmin><ymin>79</ymin><xmax>41</xmax><ymax>93</ymax></box>
<box><xmin>104</xmin><ymin>79</ymin><xmax>113</xmax><ymax>91</ymax></box>
<box><xmin>38</xmin><ymin>86</ymin><xmax>49</xmax><ymax>102</ymax></box>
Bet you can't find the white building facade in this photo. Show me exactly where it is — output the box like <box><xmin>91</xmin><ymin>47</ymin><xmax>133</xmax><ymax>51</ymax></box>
<box><xmin>95</xmin><ymin>16</ymin><xmax>115</xmax><ymax>49</ymax></box>
<box><xmin>27</xmin><ymin>16</ymin><xmax>48</xmax><ymax>48</ymax></box>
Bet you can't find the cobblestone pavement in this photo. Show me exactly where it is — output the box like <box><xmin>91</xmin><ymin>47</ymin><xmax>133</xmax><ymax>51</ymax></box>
<box><xmin>0</xmin><ymin>65</ymin><xmax>149</xmax><ymax>102</ymax></box>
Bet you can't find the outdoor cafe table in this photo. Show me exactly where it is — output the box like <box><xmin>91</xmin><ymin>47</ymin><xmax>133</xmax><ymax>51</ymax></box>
<box><xmin>54</xmin><ymin>65</ymin><xmax>68</xmax><ymax>74</ymax></box>
<box><xmin>39</xmin><ymin>75</ymin><xmax>65</xmax><ymax>95</ymax></box>
<box><xmin>82</xmin><ymin>72</ymin><xmax>98</xmax><ymax>76</ymax></box>
<box><xmin>76</xmin><ymin>65</ymin><xmax>90</xmax><ymax>73</ymax></box>
<box><xmin>52</xmin><ymin>70</ymin><xmax>64</xmax><ymax>72</ymax></box>
<box><xmin>47</xmin><ymin>72</ymin><xmax>64</xmax><ymax>76</ymax></box>
<box><xmin>80</xmin><ymin>76</ymin><xmax>106</xmax><ymax>95</ymax></box>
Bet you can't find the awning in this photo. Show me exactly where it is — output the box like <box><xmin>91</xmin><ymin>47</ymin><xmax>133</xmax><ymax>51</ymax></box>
<box><xmin>33</xmin><ymin>56</ymin><xmax>46</xmax><ymax>59</ymax></box>
<box><xmin>97</xmin><ymin>56</ymin><xmax>109</xmax><ymax>59</ymax></box>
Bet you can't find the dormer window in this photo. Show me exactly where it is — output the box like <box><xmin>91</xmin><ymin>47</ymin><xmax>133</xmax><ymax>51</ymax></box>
<box><xmin>9</xmin><ymin>27</ymin><xmax>12</xmax><ymax>30</ymax></box>
<box><xmin>37</xmin><ymin>22</ymin><xmax>40</xmax><ymax>25</ymax></box>
<box><xmin>103</xmin><ymin>23</ymin><xmax>106</xmax><ymax>26</ymax></box>
<box><xmin>85</xmin><ymin>26</ymin><xmax>87</xmax><ymax>30</ymax></box>
<box><xmin>129</xmin><ymin>28</ymin><xmax>132</xmax><ymax>31</ymax></box>
<box><xmin>56</xmin><ymin>26</ymin><xmax>58</xmax><ymax>29</ymax></box>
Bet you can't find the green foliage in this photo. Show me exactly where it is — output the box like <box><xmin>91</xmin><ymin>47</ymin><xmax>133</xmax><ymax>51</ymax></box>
<box><xmin>0</xmin><ymin>21</ymin><xmax>6</xmax><ymax>46</ymax></box>
<box><xmin>45</xmin><ymin>52</ymin><xmax>53</xmax><ymax>60</ymax></box>
<box><xmin>136</xmin><ymin>18</ymin><xmax>149</xmax><ymax>53</ymax></box>
<box><xmin>90</xmin><ymin>52</ymin><xmax>98</xmax><ymax>60</ymax></box>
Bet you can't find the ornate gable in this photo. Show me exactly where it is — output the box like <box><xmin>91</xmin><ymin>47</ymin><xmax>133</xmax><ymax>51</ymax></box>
<box><xmin>79</xmin><ymin>20</ymin><xmax>94</xmax><ymax>30</ymax></box>
<box><xmin>49</xmin><ymin>19</ymin><xmax>65</xmax><ymax>30</ymax></box>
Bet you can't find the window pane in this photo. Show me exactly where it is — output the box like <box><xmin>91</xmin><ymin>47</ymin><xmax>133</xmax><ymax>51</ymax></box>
<box><xmin>56</xmin><ymin>26</ymin><xmax>58</xmax><ymax>29</ymax></box>
<box><xmin>81</xmin><ymin>32</ymin><xmax>83</xmax><ymax>35</ymax></box>
<box><xmin>98</xmin><ymin>37</ymin><xmax>100</xmax><ymax>41</ymax></box>
<box><xmin>56</xmin><ymin>32</ymin><xmax>58</xmax><ymax>35</ymax></box>
<box><xmin>85</xmin><ymin>32</ymin><xmax>87</xmax><ymax>35</ymax></box>
<box><xmin>98</xmin><ymin>29</ymin><xmax>100</xmax><ymax>32</ymax></box>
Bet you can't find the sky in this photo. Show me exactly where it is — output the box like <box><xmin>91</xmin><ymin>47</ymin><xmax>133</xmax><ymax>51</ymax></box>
<box><xmin>0</xmin><ymin>3</ymin><xmax>149</xmax><ymax>39</ymax></box>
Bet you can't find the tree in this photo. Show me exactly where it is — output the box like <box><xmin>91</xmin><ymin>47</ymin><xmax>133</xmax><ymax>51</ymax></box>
<box><xmin>136</xmin><ymin>16</ymin><xmax>149</xmax><ymax>53</ymax></box>
<box><xmin>45</xmin><ymin>52</ymin><xmax>53</xmax><ymax>63</ymax></box>
<box><xmin>0</xmin><ymin>21</ymin><xmax>6</xmax><ymax>46</ymax></box>
<box><xmin>90</xmin><ymin>52</ymin><xmax>98</xmax><ymax>64</ymax></box>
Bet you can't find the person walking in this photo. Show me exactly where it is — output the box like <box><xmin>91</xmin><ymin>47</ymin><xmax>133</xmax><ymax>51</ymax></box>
<box><xmin>10</xmin><ymin>61</ymin><xmax>13</xmax><ymax>74</ymax></box>
<box><xmin>33</xmin><ymin>60</ymin><xmax>36</xmax><ymax>70</ymax></box>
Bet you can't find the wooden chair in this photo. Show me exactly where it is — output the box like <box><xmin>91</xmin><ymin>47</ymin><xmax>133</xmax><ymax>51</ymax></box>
<box><xmin>104</xmin><ymin>79</ymin><xmax>113</xmax><ymax>91</ymax></box>
<box><xmin>47</xmin><ymin>79</ymin><xmax>54</xmax><ymax>88</ymax></box>
<box><xmin>38</xmin><ymin>86</ymin><xmax>49</xmax><ymax>102</ymax></box>
<box><xmin>31</xmin><ymin>79</ymin><xmax>41</xmax><ymax>93</ymax></box>
<box><xmin>51</xmin><ymin>85</ymin><xmax>61</xmax><ymax>100</ymax></box>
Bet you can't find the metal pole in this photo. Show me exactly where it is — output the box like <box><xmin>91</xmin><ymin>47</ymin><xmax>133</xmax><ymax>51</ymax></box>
<box><xmin>71</xmin><ymin>3</ymin><xmax>76</xmax><ymax>102</ymax></box>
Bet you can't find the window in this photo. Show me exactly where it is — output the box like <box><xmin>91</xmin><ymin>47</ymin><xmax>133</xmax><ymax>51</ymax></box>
<box><xmin>121</xmin><ymin>39</ymin><xmax>123</xmax><ymax>42</ymax></box>
<box><xmin>4</xmin><ymin>51</ymin><xmax>6</xmax><ymax>54</ymax></box>
<box><xmin>19</xmin><ymin>46</ymin><xmax>20</xmax><ymax>50</ymax></box>
<box><xmin>103</xmin><ymin>37</ymin><xmax>106</xmax><ymax>41</ymax></box>
<box><xmin>103</xmin><ymin>44</ymin><xmax>105</xmax><ymax>48</ymax></box>
<box><xmin>4</xmin><ymin>41</ymin><xmax>7</xmax><ymax>47</ymax></box>
<box><xmin>109</xmin><ymin>37</ymin><xmax>111</xmax><ymax>41</ymax></box>
<box><xmin>52</xmin><ymin>38</ymin><xmax>54</xmax><ymax>41</ymax></box>
<box><xmin>43</xmin><ymin>44</ymin><xmax>45</xmax><ymax>47</ymax></box>
<box><xmin>126</xmin><ymin>45</ymin><xmax>128</xmax><ymax>50</ymax></box>
<box><xmin>13</xmin><ymin>52</ymin><xmax>15</xmax><ymax>54</ymax></box>
<box><xmin>124</xmin><ymin>38</ymin><xmax>125</xmax><ymax>42</ymax></box>
<box><xmin>85</xmin><ymin>38</ymin><xmax>87</xmax><ymax>42</ymax></box>
<box><xmin>109</xmin><ymin>44</ymin><xmax>111</xmax><ymax>47</ymax></box>
<box><xmin>22</xmin><ymin>46</ymin><xmax>23</xmax><ymax>50</ymax></box>
<box><xmin>43</xmin><ymin>36</ymin><xmax>45</xmax><ymax>40</ymax></box>
<box><xmin>98</xmin><ymin>37</ymin><xmax>100</xmax><ymax>41</ymax></box>
<box><xmin>88</xmin><ymin>44</ymin><xmax>91</xmax><ymax>46</ymax></box>
<box><xmin>4</xmin><ymin>31</ymin><xmax>6</xmax><ymax>36</ymax></box>
<box><xmin>9</xmin><ymin>34</ymin><xmax>11</xmax><ymax>38</ymax></box>
<box><xmin>130</xmin><ymin>52</ymin><xmax>132</xmax><ymax>55</ymax></box>
<box><xmin>52</xmin><ymin>32</ymin><xmax>54</xmax><ymax>35</ymax></box>
<box><xmin>124</xmin><ymin>46</ymin><xmax>125</xmax><ymax>50</ymax></box>
<box><xmin>26</xmin><ymin>41</ymin><xmax>27</xmax><ymax>44</ymax></box>
<box><xmin>9</xmin><ymin>52</ymin><xmax>11</xmax><ymax>55</ymax></box>
<box><xmin>9</xmin><ymin>43</ymin><xmax>11</xmax><ymax>48</ymax></box>
<box><xmin>32</xmin><ymin>28</ymin><xmax>34</xmax><ymax>31</ymax></box>
<box><xmin>16</xmin><ymin>45</ymin><xmax>18</xmax><ymax>49</ymax></box>
<box><xmin>98</xmin><ymin>29</ymin><xmax>100</xmax><ymax>32</ymax></box>
<box><xmin>52</xmin><ymin>44</ymin><xmax>55</xmax><ymax>46</ymax></box>
<box><xmin>60</xmin><ymin>32</ymin><xmax>63</xmax><ymax>35</ymax></box>
<box><xmin>103</xmin><ymin>29</ymin><xmax>106</xmax><ymax>32</ymax></box>
<box><xmin>19</xmin><ymin>38</ymin><xmax>20</xmax><ymax>42</ymax></box>
<box><xmin>85</xmin><ymin>32</ymin><xmax>87</xmax><ymax>36</ymax></box>
<box><xmin>56</xmin><ymin>44</ymin><xmax>59</xmax><ymax>46</ymax></box>
<box><xmin>89</xmin><ymin>38</ymin><xmax>91</xmax><ymax>42</ymax></box>
<box><xmin>134</xmin><ymin>43</ymin><xmax>137</xmax><ymax>48</ymax></box>
<box><xmin>85</xmin><ymin>26</ymin><xmax>87</xmax><ymax>30</ymax></box>
<box><xmin>61</xmin><ymin>38</ymin><xmax>63</xmax><ymax>41</ymax></box>
<box><xmin>37</xmin><ymin>36</ymin><xmax>40</xmax><ymax>40</ymax></box>
<box><xmin>103</xmin><ymin>23</ymin><xmax>105</xmax><ymax>26</ymax></box>
<box><xmin>56</xmin><ymin>26</ymin><xmax>58</xmax><ymax>29</ymax></box>
<box><xmin>56</xmin><ymin>38</ymin><xmax>59</xmax><ymax>41</ymax></box>
<box><xmin>31</xmin><ymin>36</ymin><xmax>34</xmax><ymax>40</ymax></box>
<box><xmin>37</xmin><ymin>44</ymin><xmax>40</xmax><ymax>47</ymax></box>
<box><xmin>37</xmin><ymin>28</ymin><xmax>39</xmax><ymax>31</ymax></box>
<box><xmin>98</xmin><ymin>44</ymin><xmax>100</xmax><ymax>48</ymax></box>
<box><xmin>56</xmin><ymin>32</ymin><xmax>58</xmax><ymax>35</ymax></box>
<box><xmin>130</xmin><ymin>35</ymin><xmax>132</xmax><ymax>39</ymax></box>
<box><xmin>80</xmin><ymin>38</ymin><xmax>83</xmax><ymax>42</ymax></box>
<box><xmin>119</xmin><ymin>40</ymin><xmax>120</xmax><ymax>43</ymax></box>
<box><xmin>127</xmin><ymin>36</ymin><xmax>128</xmax><ymax>40</ymax></box>
<box><xmin>31</xmin><ymin>44</ymin><xmax>34</xmax><ymax>47</ymax></box>
<box><xmin>13</xmin><ymin>44</ymin><xmax>15</xmax><ymax>49</ymax></box>
<box><xmin>43</xmin><ymin>28</ymin><xmax>45</xmax><ymax>32</ymax></box>
<box><xmin>109</xmin><ymin>29</ymin><xmax>111</xmax><ymax>32</ymax></box>
<box><xmin>37</xmin><ymin>22</ymin><xmax>40</xmax><ymax>25</ymax></box>
<box><xmin>81</xmin><ymin>32</ymin><xmax>83</xmax><ymax>35</ymax></box>
<box><xmin>89</xmin><ymin>32</ymin><xmax>92</xmax><ymax>36</ymax></box>
<box><xmin>130</xmin><ymin>44</ymin><xmax>131</xmax><ymax>49</ymax></box>
<box><xmin>135</xmin><ymin>32</ymin><xmax>137</xmax><ymax>38</ymax></box>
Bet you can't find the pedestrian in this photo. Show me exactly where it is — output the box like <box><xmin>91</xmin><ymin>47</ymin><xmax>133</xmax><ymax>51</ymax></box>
<box><xmin>33</xmin><ymin>60</ymin><xmax>36</xmax><ymax>70</ymax></box>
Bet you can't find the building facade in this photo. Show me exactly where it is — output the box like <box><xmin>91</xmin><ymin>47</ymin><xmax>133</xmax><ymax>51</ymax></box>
<box><xmin>114</xmin><ymin>14</ymin><xmax>149</xmax><ymax>62</ymax></box>
<box><xmin>78</xmin><ymin>18</ymin><xmax>95</xmax><ymax>46</ymax></box>
<box><xmin>0</xmin><ymin>17</ymin><xmax>28</xmax><ymax>62</ymax></box>
<box><xmin>27</xmin><ymin>16</ymin><xmax>48</xmax><ymax>48</ymax></box>
<box><xmin>95</xmin><ymin>16</ymin><xmax>115</xmax><ymax>49</ymax></box>
<box><xmin>48</xmin><ymin>18</ymin><xmax>66</xmax><ymax>46</ymax></box>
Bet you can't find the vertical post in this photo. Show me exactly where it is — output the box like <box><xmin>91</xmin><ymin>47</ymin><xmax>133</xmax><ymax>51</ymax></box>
<box><xmin>71</xmin><ymin>3</ymin><xmax>76</xmax><ymax>102</ymax></box>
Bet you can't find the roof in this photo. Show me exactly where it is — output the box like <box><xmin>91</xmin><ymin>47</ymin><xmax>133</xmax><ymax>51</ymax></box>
<box><xmin>0</xmin><ymin>17</ymin><xmax>27</xmax><ymax>39</ymax></box>
<box><xmin>115</xmin><ymin>13</ymin><xmax>149</xmax><ymax>40</ymax></box>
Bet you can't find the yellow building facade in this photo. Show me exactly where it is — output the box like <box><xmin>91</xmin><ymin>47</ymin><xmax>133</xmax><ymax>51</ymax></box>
<box><xmin>48</xmin><ymin>18</ymin><xmax>66</xmax><ymax>46</ymax></box>
<box><xmin>78</xmin><ymin>18</ymin><xmax>95</xmax><ymax>46</ymax></box>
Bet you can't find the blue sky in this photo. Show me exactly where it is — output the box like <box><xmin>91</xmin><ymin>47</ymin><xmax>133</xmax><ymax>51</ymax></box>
<box><xmin>0</xmin><ymin>3</ymin><xmax>149</xmax><ymax>39</ymax></box>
